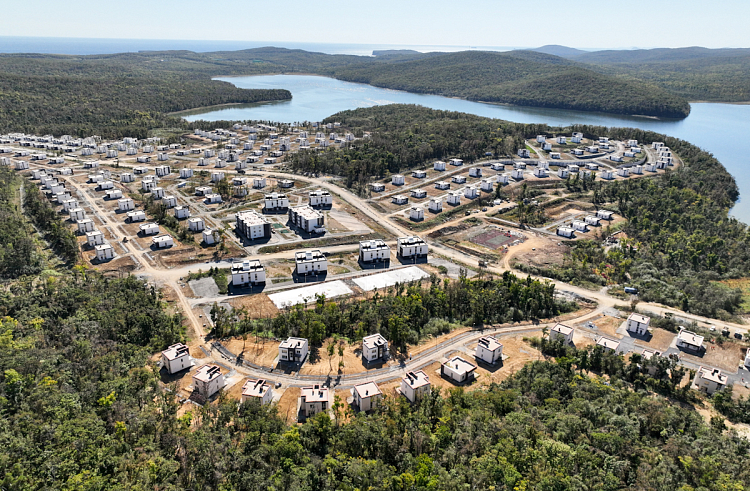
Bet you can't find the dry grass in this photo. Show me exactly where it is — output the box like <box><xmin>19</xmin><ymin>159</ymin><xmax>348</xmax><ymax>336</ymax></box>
<box><xmin>224</xmin><ymin>337</ymin><xmax>280</xmax><ymax>366</ymax></box>
<box><xmin>582</xmin><ymin>314</ymin><xmax>623</xmax><ymax>338</ymax></box>
<box><xmin>301</xmin><ymin>341</ymin><xmax>370</xmax><ymax>376</ymax></box>
<box><xmin>682</xmin><ymin>341</ymin><xmax>745</xmax><ymax>372</ymax></box>
<box><xmin>228</xmin><ymin>294</ymin><xmax>279</xmax><ymax>318</ymax></box>
<box><xmin>276</xmin><ymin>387</ymin><xmax>301</xmax><ymax>424</ymax></box>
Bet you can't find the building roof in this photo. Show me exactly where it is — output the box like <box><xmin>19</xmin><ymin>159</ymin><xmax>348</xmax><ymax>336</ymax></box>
<box><xmin>397</xmin><ymin>236</ymin><xmax>426</xmax><ymax>246</ymax></box>
<box><xmin>363</xmin><ymin>333</ymin><xmax>388</xmax><ymax>350</ymax></box>
<box><xmin>265</xmin><ymin>192</ymin><xmax>287</xmax><ymax>199</ymax></box>
<box><xmin>290</xmin><ymin>205</ymin><xmax>323</xmax><ymax>221</ymax></box>
<box><xmin>678</xmin><ymin>329</ymin><xmax>704</xmax><ymax>347</ymax></box>
<box><xmin>193</xmin><ymin>364</ymin><xmax>222</xmax><ymax>383</ymax></box>
<box><xmin>354</xmin><ymin>381</ymin><xmax>382</xmax><ymax>399</ymax></box>
<box><xmin>162</xmin><ymin>343</ymin><xmax>189</xmax><ymax>361</ymax></box>
<box><xmin>231</xmin><ymin>259</ymin><xmax>263</xmax><ymax>273</ymax></box>
<box><xmin>444</xmin><ymin>356</ymin><xmax>477</xmax><ymax>375</ymax></box>
<box><xmin>360</xmin><ymin>239</ymin><xmax>389</xmax><ymax>251</ymax></box>
<box><xmin>236</xmin><ymin>210</ymin><xmax>268</xmax><ymax>226</ymax></box>
<box><xmin>301</xmin><ymin>385</ymin><xmax>329</xmax><ymax>402</ymax></box>
<box><xmin>403</xmin><ymin>370</ymin><xmax>430</xmax><ymax>388</ymax></box>
<box><xmin>295</xmin><ymin>250</ymin><xmax>325</xmax><ymax>263</ymax></box>
<box><xmin>552</xmin><ymin>323</ymin><xmax>574</xmax><ymax>336</ymax></box>
<box><xmin>310</xmin><ymin>189</ymin><xmax>330</xmax><ymax>197</ymax></box>
<box><xmin>628</xmin><ymin>313</ymin><xmax>651</xmax><ymax>325</ymax></box>
<box><xmin>477</xmin><ymin>336</ymin><xmax>503</xmax><ymax>353</ymax></box>
<box><xmin>242</xmin><ymin>379</ymin><xmax>271</xmax><ymax>398</ymax></box>
<box><xmin>280</xmin><ymin>337</ymin><xmax>308</xmax><ymax>349</ymax></box>
<box><xmin>94</xmin><ymin>244</ymin><xmax>112</xmax><ymax>251</ymax></box>
<box><xmin>696</xmin><ymin>366</ymin><xmax>728</xmax><ymax>385</ymax></box>
<box><xmin>596</xmin><ymin>337</ymin><xmax>620</xmax><ymax>351</ymax></box>
<box><xmin>641</xmin><ymin>349</ymin><xmax>661</xmax><ymax>360</ymax></box>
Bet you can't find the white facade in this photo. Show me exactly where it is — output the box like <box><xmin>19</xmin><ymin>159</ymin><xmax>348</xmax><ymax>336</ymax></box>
<box><xmin>449</xmin><ymin>158</ymin><xmax>463</xmax><ymax>166</ymax></box>
<box><xmin>77</xmin><ymin>218</ymin><xmax>95</xmax><ymax>233</ymax></box>
<box><xmin>162</xmin><ymin>195</ymin><xmax>177</xmax><ymax>208</ymax></box>
<box><xmin>139</xmin><ymin>222</ymin><xmax>160</xmax><ymax>236</ymax></box>
<box><xmin>264</xmin><ymin>192</ymin><xmax>289</xmax><ymax>211</ymax></box>
<box><xmin>557</xmin><ymin>226</ymin><xmax>574</xmax><ymax>238</ymax></box>
<box><xmin>241</xmin><ymin>379</ymin><xmax>274</xmax><ymax>405</ymax></box>
<box><xmin>86</xmin><ymin>230</ymin><xmax>104</xmax><ymax>247</ymax></box>
<box><xmin>211</xmin><ymin>171</ymin><xmax>225</xmax><ymax>182</ymax></box>
<box><xmin>204</xmin><ymin>194</ymin><xmax>222</xmax><ymax>204</ymax></box>
<box><xmin>584</xmin><ymin>215</ymin><xmax>600</xmax><ymax>226</ymax></box>
<box><xmin>353</xmin><ymin>382</ymin><xmax>382</xmax><ymax>412</ymax></box>
<box><xmin>596</xmin><ymin>210</ymin><xmax>614</xmax><ymax>220</ymax></box>
<box><xmin>429</xmin><ymin>198</ymin><xmax>443</xmax><ymax>212</ymax></box>
<box><xmin>400</xmin><ymin>371</ymin><xmax>431</xmax><ymax>403</ymax></box>
<box><xmin>299</xmin><ymin>385</ymin><xmax>330</xmax><ymax>418</ymax></box>
<box><xmin>410</xmin><ymin>206</ymin><xmax>424</xmax><ymax>221</ymax></box>
<box><xmin>534</xmin><ymin>167</ymin><xmax>549</xmax><ymax>178</ymax></box>
<box><xmin>253</xmin><ymin>177</ymin><xmax>266</xmax><ymax>188</ymax></box>
<box><xmin>627</xmin><ymin>313</ymin><xmax>651</xmax><ymax>336</ymax></box>
<box><xmin>202</xmin><ymin>229</ymin><xmax>218</xmax><ymax>245</ymax></box>
<box><xmin>464</xmin><ymin>186</ymin><xmax>478</xmax><ymax>199</ymax></box>
<box><xmin>106</xmin><ymin>189</ymin><xmax>122</xmax><ymax>199</ymax></box>
<box><xmin>370</xmin><ymin>182</ymin><xmax>385</xmax><ymax>192</ymax></box>
<box><xmin>433</xmin><ymin>161</ymin><xmax>446</xmax><ymax>171</ymax></box>
<box><xmin>411</xmin><ymin>188</ymin><xmax>427</xmax><ymax>199</ymax></box>
<box><xmin>295</xmin><ymin>250</ymin><xmax>327</xmax><ymax>275</ymax></box>
<box><xmin>676</xmin><ymin>329</ymin><xmax>704</xmax><ymax>352</ymax></box>
<box><xmin>362</xmin><ymin>333</ymin><xmax>389</xmax><ymax>362</ymax></box>
<box><xmin>152</xmin><ymin>235</ymin><xmax>174</xmax><ymax>248</ymax></box>
<box><xmin>469</xmin><ymin>167</ymin><xmax>482</xmax><ymax>178</ymax></box>
<box><xmin>231</xmin><ymin>259</ymin><xmax>266</xmax><ymax>286</ymax></box>
<box><xmin>441</xmin><ymin>356</ymin><xmax>477</xmax><ymax>384</ymax></box>
<box><xmin>179</xmin><ymin>168</ymin><xmax>193</xmax><ymax>178</ymax></box>
<box><xmin>188</xmin><ymin>217</ymin><xmax>205</xmax><ymax>231</ymax></box>
<box><xmin>309</xmin><ymin>189</ymin><xmax>333</xmax><ymax>207</ymax></box>
<box><xmin>397</xmin><ymin>236</ymin><xmax>428</xmax><ymax>259</ymax></box>
<box><xmin>161</xmin><ymin>343</ymin><xmax>191</xmax><ymax>374</ymax></box>
<box><xmin>174</xmin><ymin>206</ymin><xmax>190</xmax><ymax>219</ymax></box>
<box><xmin>127</xmin><ymin>210</ymin><xmax>146</xmax><ymax>222</ymax></box>
<box><xmin>447</xmin><ymin>192</ymin><xmax>461</xmax><ymax>205</ymax></box>
<box><xmin>475</xmin><ymin>336</ymin><xmax>503</xmax><ymax>364</ymax></box>
<box><xmin>452</xmin><ymin>175</ymin><xmax>466</xmax><ymax>184</ymax></box>
<box><xmin>289</xmin><ymin>206</ymin><xmax>325</xmax><ymax>233</ymax></box>
<box><xmin>69</xmin><ymin>207</ymin><xmax>85</xmax><ymax>221</ymax></box>
<box><xmin>392</xmin><ymin>174</ymin><xmax>405</xmax><ymax>186</ymax></box>
<box><xmin>571</xmin><ymin>220</ymin><xmax>588</xmax><ymax>232</ymax></box>
<box><xmin>279</xmin><ymin>337</ymin><xmax>309</xmax><ymax>363</ymax></box>
<box><xmin>511</xmin><ymin>169</ymin><xmax>524</xmax><ymax>180</ymax></box>
<box><xmin>95</xmin><ymin>243</ymin><xmax>114</xmax><ymax>261</ymax></box>
<box><xmin>692</xmin><ymin>366</ymin><xmax>728</xmax><ymax>395</ymax></box>
<box><xmin>235</xmin><ymin>210</ymin><xmax>271</xmax><ymax>240</ymax></box>
<box><xmin>412</xmin><ymin>170</ymin><xmax>426</xmax><ymax>178</ymax></box>
<box><xmin>435</xmin><ymin>181</ymin><xmax>450</xmax><ymax>190</ymax></box>
<box><xmin>359</xmin><ymin>240</ymin><xmax>390</xmax><ymax>263</ymax></box>
<box><xmin>192</xmin><ymin>364</ymin><xmax>225</xmax><ymax>399</ymax></box>
<box><xmin>550</xmin><ymin>323</ymin><xmax>574</xmax><ymax>343</ymax></box>
<box><xmin>617</xmin><ymin>167</ymin><xmax>630</xmax><ymax>177</ymax></box>
<box><xmin>480</xmin><ymin>179</ymin><xmax>494</xmax><ymax>192</ymax></box>
<box><xmin>600</xmin><ymin>170</ymin><xmax>615</xmax><ymax>180</ymax></box>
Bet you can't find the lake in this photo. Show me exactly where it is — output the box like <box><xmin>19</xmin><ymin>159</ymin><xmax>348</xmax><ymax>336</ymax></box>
<box><xmin>183</xmin><ymin>74</ymin><xmax>750</xmax><ymax>223</ymax></box>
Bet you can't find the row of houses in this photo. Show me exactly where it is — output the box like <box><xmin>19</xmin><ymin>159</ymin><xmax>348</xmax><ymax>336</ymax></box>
<box><xmin>556</xmin><ymin>210</ymin><xmax>615</xmax><ymax>238</ymax></box>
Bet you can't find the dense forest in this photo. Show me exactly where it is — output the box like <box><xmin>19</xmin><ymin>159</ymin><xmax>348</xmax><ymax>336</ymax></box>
<box><xmin>565</xmin><ymin>46</ymin><xmax>750</xmax><ymax>102</ymax></box>
<box><xmin>335</xmin><ymin>51</ymin><xmax>690</xmax><ymax>118</ymax></box>
<box><xmin>210</xmin><ymin>270</ymin><xmax>568</xmax><ymax>344</ymax></box>
<box><xmin>0</xmin><ymin>46</ymin><xmax>693</xmax><ymax>140</ymax></box>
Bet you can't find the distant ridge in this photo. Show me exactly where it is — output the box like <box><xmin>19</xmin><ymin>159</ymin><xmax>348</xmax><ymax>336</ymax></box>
<box><xmin>529</xmin><ymin>45</ymin><xmax>588</xmax><ymax>59</ymax></box>
<box><xmin>572</xmin><ymin>46</ymin><xmax>750</xmax><ymax>64</ymax></box>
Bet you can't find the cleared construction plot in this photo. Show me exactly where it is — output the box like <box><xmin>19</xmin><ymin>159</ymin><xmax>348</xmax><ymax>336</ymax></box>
<box><xmin>353</xmin><ymin>266</ymin><xmax>430</xmax><ymax>292</ymax></box>
<box><xmin>268</xmin><ymin>280</ymin><xmax>353</xmax><ymax>308</ymax></box>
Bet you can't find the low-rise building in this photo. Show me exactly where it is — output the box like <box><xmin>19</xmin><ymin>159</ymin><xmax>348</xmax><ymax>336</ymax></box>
<box><xmin>253</xmin><ymin>177</ymin><xmax>266</xmax><ymax>188</ymax></box>
<box><xmin>359</xmin><ymin>240</ymin><xmax>390</xmax><ymax>263</ymax></box>
<box><xmin>295</xmin><ymin>250</ymin><xmax>327</xmax><ymax>275</ymax></box>
<box><xmin>475</xmin><ymin>335</ymin><xmax>503</xmax><ymax>365</ymax></box>
<box><xmin>447</xmin><ymin>191</ymin><xmax>461</xmax><ymax>206</ymax></box>
<box><xmin>550</xmin><ymin>323</ymin><xmax>574</xmax><ymax>344</ymax></box>
<box><xmin>480</xmin><ymin>179</ymin><xmax>494</xmax><ymax>192</ymax></box>
<box><xmin>179</xmin><ymin>168</ymin><xmax>193</xmax><ymax>178</ymax></box>
<box><xmin>392</xmin><ymin>174</ymin><xmax>405</xmax><ymax>186</ymax></box>
<box><xmin>449</xmin><ymin>158</ymin><xmax>463</xmax><ymax>166</ymax></box>
<box><xmin>236</xmin><ymin>210</ymin><xmax>271</xmax><ymax>240</ymax></box>
<box><xmin>289</xmin><ymin>206</ymin><xmax>325</xmax><ymax>233</ymax></box>
<box><xmin>397</xmin><ymin>236</ymin><xmax>428</xmax><ymax>259</ymax></box>
<box><xmin>161</xmin><ymin>343</ymin><xmax>191</xmax><ymax>374</ymax></box>
<box><xmin>435</xmin><ymin>181</ymin><xmax>450</xmax><ymax>190</ymax></box>
<box><xmin>452</xmin><ymin>175</ymin><xmax>466</xmax><ymax>184</ymax></box>
<box><xmin>677</xmin><ymin>328</ymin><xmax>704</xmax><ymax>352</ymax></box>
<box><xmin>469</xmin><ymin>167</ymin><xmax>482</xmax><ymax>178</ymax></box>
<box><xmin>433</xmin><ymin>160</ymin><xmax>446</xmax><ymax>171</ymax></box>
<box><xmin>464</xmin><ymin>186</ymin><xmax>478</xmax><ymax>199</ymax></box>
<box><xmin>410</xmin><ymin>206</ymin><xmax>424</xmax><ymax>221</ymax></box>
<box><xmin>139</xmin><ymin>222</ymin><xmax>160</xmax><ymax>236</ymax></box>
<box><xmin>411</xmin><ymin>188</ymin><xmax>427</xmax><ymax>199</ymax></box>
<box><xmin>370</xmin><ymin>182</ymin><xmax>385</xmax><ymax>192</ymax></box>
<box><xmin>95</xmin><ymin>243</ymin><xmax>114</xmax><ymax>261</ymax></box>
<box><xmin>202</xmin><ymin>229</ymin><xmax>218</xmax><ymax>245</ymax></box>
<box><xmin>584</xmin><ymin>215</ymin><xmax>600</xmax><ymax>226</ymax></box>
<box><xmin>557</xmin><ymin>226</ymin><xmax>574</xmax><ymax>238</ymax></box>
<box><xmin>127</xmin><ymin>210</ymin><xmax>146</xmax><ymax>222</ymax></box>
<box><xmin>195</xmin><ymin>186</ymin><xmax>212</xmax><ymax>196</ymax></box>
<box><xmin>162</xmin><ymin>195</ymin><xmax>177</xmax><ymax>208</ymax></box>
<box><xmin>596</xmin><ymin>337</ymin><xmax>620</xmax><ymax>353</ymax></box>
<box><xmin>517</xmin><ymin>148</ymin><xmax>530</xmax><ymax>158</ymax></box>
<box><xmin>617</xmin><ymin>167</ymin><xmax>629</xmax><ymax>177</ymax></box>
<box><xmin>511</xmin><ymin>169</ymin><xmax>524</xmax><ymax>180</ymax></box>
<box><xmin>362</xmin><ymin>333</ymin><xmax>389</xmax><ymax>362</ymax></box>
<box><xmin>596</xmin><ymin>210</ymin><xmax>615</xmax><ymax>220</ymax></box>
<box><xmin>392</xmin><ymin>195</ymin><xmax>408</xmax><ymax>205</ymax></box>
<box><xmin>429</xmin><ymin>197</ymin><xmax>443</xmax><ymax>212</ymax></box>
<box><xmin>192</xmin><ymin>364</ymin><xmax>225</xmax><ymax>399</ymax></box>
<box><xmin>309</xmin><ymin>189</ymin><xmax>333</xmax><ymax>207</ymax></box>
<box><xmin>279</xmin><ymin>337</ymin><xmax>309</xmax><ymax>363</ymax></box>
<box><xmin>353</xmin><ymin>382</ymin><xmax>382</xmax><ymax>412</ymax></box>
<box><xmin>174</xmin><ymin>206</ymin><xmax>190</xmax><ymax>219</ymax></box>
<box><xmin>241</xmin><ymin>379</ymin><xmax>274</xmax><ymax>405</ymax></box>
<box><xmin>86</xmin><ymin>230</ymin><xmax>104</xmax><ymax>247</ymax></box>
<box><xmin>626</xmin><ymin>313</ymin><xmax>651</xmax><ymax>336</ymax></box>
<box><xmin>693</xmin><ymin>366</ymin><xmax>728</xmax><ymax>395</ymax></box>
<box><xmin>400</xmin><ymin>370</ymin><xmax>431</xmax><ymax>403</ymax></box>
<box><xmin>441</xmin><ymin>356</ymin><xmax>477</xmax><ymax>384</ymax></box>
<box><xmin>744</xmin><ymin>348</ymin><xmax>750</xmax><ymax>368</ymax></box>
<box><xmin>571</xmin><ymin>220</ymin><xmax>588</xmax><ymax>232</ymax></box>
<box><xmin>204</xmin><ymin>193</ymin><xmax>222</xmax><ymax>204</ymax></box>
<box><xmin>299</xmin><ymin>385</ymin><xmax>330</xmax><ymax>418</ymax></box>
<box><xmin>231</xmin><ymin>259</ymin><xmax>266</xmax><ymax>286</ymax></box>
<box><xmin>600</xmin><ymin>170</ymin><xmax>615</xmax><ymax>180</ymax></box>
<box><xmin>69</xmin><ymin>207</ymin><xmax>85</xmax><ymax>221</ymax></box>
<box><xmin>412</xmin><ymin>170</ymin><xmax>426</xmax><ymax>178</ymax></box>
<box><xmin>106</xmin><ymin>189</ymin><xmax>122</xmax><ymax>199</ymax></box>
<box><xmin>188</xmin><ymin>217</ymin><xmax>205</xmax><ymax>232</ymax></box>
<box><xmin>264</xmin><ymin>192</ymin><xmax>289</xmax><ymax>212</ymax></box>
<box><xmin>152</xmin><ymin>235</ymin><xmax>174</xmax><ymax>248</ymax></box>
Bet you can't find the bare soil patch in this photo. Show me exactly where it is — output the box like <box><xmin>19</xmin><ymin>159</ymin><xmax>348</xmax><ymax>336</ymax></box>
<box><xmin>300</xmin><ymin>340</ymin><xmax>369</xmax><ymax>376</ymax></box>
<box><xmin>228</xmin><ymin>294</ymin><xmax>279</xmax><ymax>319</ymax></box>
<box><xmin>682</xmin><ymin>341</ymin><xmax>744</xmax><ymax>372</ymax></box>
<box><xmin>276</xmin><ymin>387</ymin><xmax>301</xmax><ymax>424</ymax></box>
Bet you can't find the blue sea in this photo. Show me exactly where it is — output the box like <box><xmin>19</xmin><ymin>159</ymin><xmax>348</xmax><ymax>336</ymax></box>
<box><xmin>0</xmin><ymin>36</ymin><xmax>521</xmax><ymax>56</ymax></box>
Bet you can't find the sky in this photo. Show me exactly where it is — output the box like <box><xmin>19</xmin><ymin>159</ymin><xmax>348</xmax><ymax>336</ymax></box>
<box><xmin>2</xmin><ymin>0</ymin><xmax>748</xmax><ymax>50</ymax></box>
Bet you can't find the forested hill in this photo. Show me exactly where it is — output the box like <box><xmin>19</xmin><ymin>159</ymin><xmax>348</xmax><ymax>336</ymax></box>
<box><xmin>567</xmin><ymin>47</ymin><xmax>750</xmax><ymax>102</ymax></box>
<box><xmin>333</xmin><ymin>51</ymin><xmax>691</xmax><ymax>118</ymax></box>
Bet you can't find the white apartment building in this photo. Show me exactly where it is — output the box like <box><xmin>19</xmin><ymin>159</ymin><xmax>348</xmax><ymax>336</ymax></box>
<box><xmin>231</xmin><ymin>259</ymin><xmax>266</xmax><ymax>286</ymax></box>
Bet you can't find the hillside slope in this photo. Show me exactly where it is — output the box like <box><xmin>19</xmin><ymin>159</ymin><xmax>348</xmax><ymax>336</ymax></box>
<box><xmin>333</xmin><ymin>51</ymin><xmax>691</xmax><ymax>118</ymax></box>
